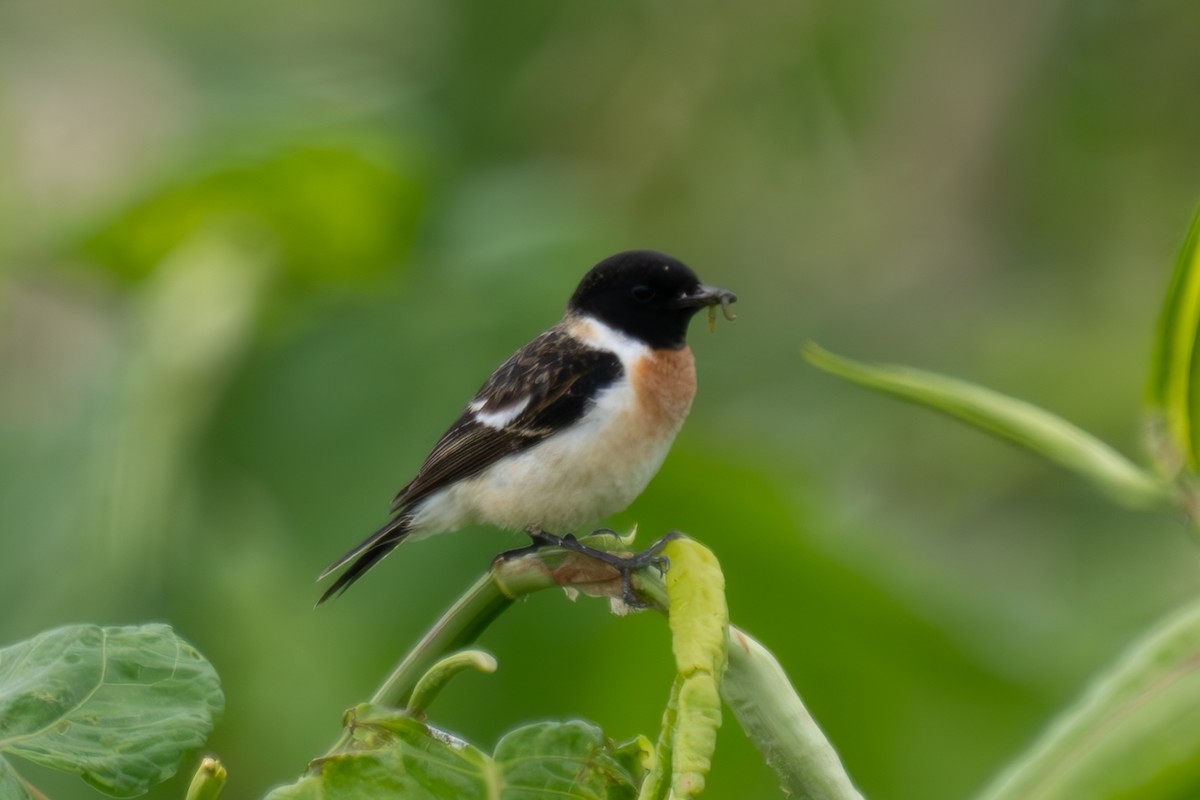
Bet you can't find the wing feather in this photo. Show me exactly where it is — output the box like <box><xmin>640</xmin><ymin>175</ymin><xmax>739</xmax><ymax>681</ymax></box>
<box><xmin>391</xmin><ymin>326</ymin><xmax>623</xmax><ymax>512</ymax></box>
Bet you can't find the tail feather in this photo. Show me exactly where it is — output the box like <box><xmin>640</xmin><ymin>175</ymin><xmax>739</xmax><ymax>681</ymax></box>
<box><xmin>317</xmin><ymin>515</ymin><xmax>413</xmax><ymax>605</ymax></box>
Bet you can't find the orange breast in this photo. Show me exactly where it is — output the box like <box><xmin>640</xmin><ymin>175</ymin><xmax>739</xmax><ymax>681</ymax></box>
<box><xmin>630</xmin><ymin>346</ymin><xmax>697</xmax><ymax>436</ymax></box>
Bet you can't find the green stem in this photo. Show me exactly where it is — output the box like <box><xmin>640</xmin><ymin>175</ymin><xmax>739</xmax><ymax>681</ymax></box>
<box><xmin>328</xmin><ymin>544</ymin><xmax>634</xmax><ymax>753</ymax></box>
<box><xmin>405</xmin><ymin>649</ymin><xmax>498</xmax><ymax>717</ymax></box>
<box><xmin>370</xmin><ymin>538</ymin><xmax>659</xmax><ymax>711</ymax></box>
<box><xmin>370</xmin><ymin>573</ymin><xmax>513</xmax><ymax>708</ymax></box>
<box><xmin>326</xmin><ymin>573</ymin><xmax>513</xmax><ymax>753</ymax></box>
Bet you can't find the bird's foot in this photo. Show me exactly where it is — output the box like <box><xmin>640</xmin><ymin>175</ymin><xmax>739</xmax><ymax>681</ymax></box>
<box><xmin>510</xmin><ymin>529</ymin><xmax>681</xmax><ymax>607</ymax></box>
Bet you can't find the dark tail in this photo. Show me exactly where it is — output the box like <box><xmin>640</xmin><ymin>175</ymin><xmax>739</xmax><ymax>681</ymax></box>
<box><xmin>317</xmin><ymin>514</ymin><xmax>414</xmax><ymax>605</ymax></box>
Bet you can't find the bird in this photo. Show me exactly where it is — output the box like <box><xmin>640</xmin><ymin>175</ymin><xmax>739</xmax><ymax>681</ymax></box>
<box><xmin>317</xmin><ymin>250</ymin><xmax>736</xmax><ymax>604</ymax></box>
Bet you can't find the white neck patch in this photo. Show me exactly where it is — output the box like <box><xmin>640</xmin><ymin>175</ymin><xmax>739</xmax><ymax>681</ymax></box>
<box><xmin>570</xmin><ymin>315</ymin><xmax>650</xmax><ymax>367</ymax></box>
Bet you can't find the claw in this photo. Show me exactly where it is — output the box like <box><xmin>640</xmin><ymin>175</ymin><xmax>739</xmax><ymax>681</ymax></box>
<box><xmin>505</xmin><ymin>529</ymin><xmax>686</xmax><ymax>607</ymax></box>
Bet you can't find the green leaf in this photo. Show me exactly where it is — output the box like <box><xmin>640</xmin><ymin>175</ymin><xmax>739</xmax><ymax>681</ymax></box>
<box><xmin>1146</xmin><ymin>205</ymin><xmax>1200</xmax><ymax>476</ymax></box>
<box><xmin>0</xmin><ymin>624</ymin><xmax>223</xmax><ymax>798</ymax></box>
<box><xmin>723</xmin><ymin>627</ymin><xmax>864</xmax><ymax>800</ymax></box>
<box><xmin>495</xmin><ymin>722</ymin><xmax>644</xmax><ymax>800</ymax></box>
<box><xmin>976</xmin><ymin>596</ymin><xmax>1200</xmax><ymax>800</ymax></box>
<box><xmin>265</xmin><ymin>709</ymin><xmax>643</xmax><ymax>800</ymax></box>
<box><xmin>805</xmin><ymin>343</ymin><xmax>1172</xmax><ymax>509</ymax></box>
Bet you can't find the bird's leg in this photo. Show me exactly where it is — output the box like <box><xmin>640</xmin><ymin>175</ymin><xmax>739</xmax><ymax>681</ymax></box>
<box><xmin>492</xmin><ymin>528</ymin><xmax>571</xmax><ymax>563</ymax></box>
<box><xmin>554</xmin><ymin>529</ymin><xmax>681</xmax><ymax>575</ymax></box>
<box><xmin>495</xmin><ymin>529</ymin><xmax>682</xmax><ymax>606</ymax></box>
<box><xmin>527</xmin><ymin>529</ymin><xmax>562</xmax><ymax>548</ymax></box>
<box><xmin>555</xmin><ymin>529</ymin><xmax>682</xmax><ymax>606</ymax></box>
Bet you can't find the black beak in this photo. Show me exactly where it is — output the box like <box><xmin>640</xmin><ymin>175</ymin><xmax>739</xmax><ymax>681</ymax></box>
<box><xmin>676</xmin><ymin>284</ymin><xmax>737</xmax><ymax>310</ymax></box>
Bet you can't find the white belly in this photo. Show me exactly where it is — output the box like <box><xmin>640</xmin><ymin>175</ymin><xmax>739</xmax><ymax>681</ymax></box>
<box><xmin>412</xmin><ymin>379</ymin><xmax>679</xmax><ymax>535</ymax></box>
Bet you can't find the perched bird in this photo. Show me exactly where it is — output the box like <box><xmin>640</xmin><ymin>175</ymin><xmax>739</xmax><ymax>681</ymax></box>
<box><xmin>318</xmin><ymin>250</ymin><xmax>736</xmax><ymax>603</ymax></box>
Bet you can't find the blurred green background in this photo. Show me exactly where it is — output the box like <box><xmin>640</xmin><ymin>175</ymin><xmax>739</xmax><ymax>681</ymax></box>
<box><xmin>2</xmin><ymin>1</ymin><xmax>1200</xmax><ymax>798</ymax></box>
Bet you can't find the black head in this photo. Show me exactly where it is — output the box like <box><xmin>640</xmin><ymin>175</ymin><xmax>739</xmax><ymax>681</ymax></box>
<box><xmin>567</xmin><ymin>250</ymin><xmax>737</xmax><ymax>349</ymax></box>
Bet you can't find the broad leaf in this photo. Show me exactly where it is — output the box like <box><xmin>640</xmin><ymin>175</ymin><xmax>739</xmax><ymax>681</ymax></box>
<box><xmin>495</xmin><ymin>723</ymin><xmax>644</xmax><ymax>800</ymax></box>
<box><xmin>976</xmin><ymin>597</ymin><xmax>1200</xmax><ymax>800</ymax></box>
<box><xmin>805</xmin><ymin>344</ymin><xmax>1171</xmax><ymax>509</ymax></box>
<box><xmin>0</xmin><ymin>624</ymin><xmax>223</xmax><ymax>797</ymax></box>
<box><xmin>265</xmin><ymin>710</ymin><xmax>644</xmax><ymax>800</ymax></box>
<box><xmin>1146</xmin><ymin>205</ymin><xmax>1200</xmax><ymax>476</ymax></box>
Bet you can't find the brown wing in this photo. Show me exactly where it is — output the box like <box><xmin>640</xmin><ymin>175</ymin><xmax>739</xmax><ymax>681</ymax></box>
<box><xmin>391</xmin><ymin>327</ymin><xmax>623</xmax><ymax>512</ymax></box>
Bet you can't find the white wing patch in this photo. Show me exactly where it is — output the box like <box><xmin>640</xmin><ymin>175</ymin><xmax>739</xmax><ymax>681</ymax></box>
<box><xmin>470</xmin><ymin>396</ymin><xmax>532</xmax><ymax>430</ymax></box>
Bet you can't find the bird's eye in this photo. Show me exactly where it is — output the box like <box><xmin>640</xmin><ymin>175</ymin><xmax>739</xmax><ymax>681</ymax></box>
<box><xmin>631</xmin><ymin>285</ymin><xmax>655</xmax><ymax>303</ymax></box>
